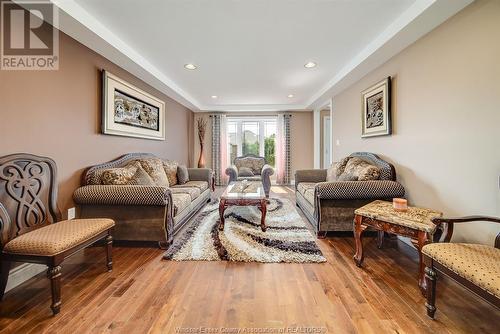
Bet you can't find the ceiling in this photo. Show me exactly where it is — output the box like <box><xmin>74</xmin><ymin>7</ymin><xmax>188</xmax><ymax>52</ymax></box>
<box><xmin>49</xmin><ymin>0</ymin><xmax>472</xmax><ymax>112</ymax></box>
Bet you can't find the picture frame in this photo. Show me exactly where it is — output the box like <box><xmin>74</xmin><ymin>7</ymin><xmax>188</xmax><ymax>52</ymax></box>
<box><xmin>361</xmin><ymin>76</ymin><xmax>391</xmax><ymax>138</ymax></box>
<box><xmin>102</xmin><ymin>70</ymin><xmax>166</xmax><ymax>140</ymax></box>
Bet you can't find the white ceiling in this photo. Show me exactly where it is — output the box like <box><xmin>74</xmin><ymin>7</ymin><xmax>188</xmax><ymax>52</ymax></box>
<box><xmin>49</xmin><ymin>0</ymin><xmax>472</xmax><ymax>112</ymax></box>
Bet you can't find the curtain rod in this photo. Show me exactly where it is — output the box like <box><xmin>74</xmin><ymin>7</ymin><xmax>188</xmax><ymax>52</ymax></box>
<box><xmin>208</xmin><ymin>114</ymin><xmax>293</xmax><ymax>117</ymax></box>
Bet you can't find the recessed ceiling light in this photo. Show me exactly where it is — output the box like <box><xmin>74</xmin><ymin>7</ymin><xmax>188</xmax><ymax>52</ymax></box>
<box><xmin>287</xmin><ymin>94</ymin><xmax>294</xmax><ymax>98</ymax></box>
<box><xmin>304</xmin><ymin>61</ymin><xmax>317</xmax><ymax>68</ymax></box>
<box><xmin>211</xmin><ymin>95</ymin><xmax>218</xmax><ymax>99</ymax></box>
<box><xmin>184</xmin><ymin>63</ymin><xmax>197</xmax><ymax>70</ymax></box>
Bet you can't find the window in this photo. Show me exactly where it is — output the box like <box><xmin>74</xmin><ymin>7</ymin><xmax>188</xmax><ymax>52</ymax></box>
<box><xmin>227</xmin><ymin>117</ymin><xmax>276</xmax><ymax>167</ymax></box>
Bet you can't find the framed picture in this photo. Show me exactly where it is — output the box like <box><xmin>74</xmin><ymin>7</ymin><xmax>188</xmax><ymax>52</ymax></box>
<box><xmin>102</xmin><ymin>70</ymin><xmax>165</xmax><ymax>140</ymax></box>
<box><xmin>361</xmin><ymin>77</ymin><xmax>391</xmax><ymax>138</ymax></box>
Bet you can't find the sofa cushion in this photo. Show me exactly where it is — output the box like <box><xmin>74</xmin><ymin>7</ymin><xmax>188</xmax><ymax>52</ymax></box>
<box><xmin>170</xmin><ymin>187</ymin><xmax>201</xmax><ymax>201</ymax></box>
<box><xmin>339</xmin><ymin>157</ymin><xmax>380</xmax><ymax>181</ymax></box>
<box><xmin>173</xmin><ymin>180</ymin><xmax>208</xmax><ymax>192</ymax></box>
<box><xmin>163</xmin><ymin>160</ymin><xmax>178</xmax><ymax>186</ymax></box>
<box><xmin>3</xmin><ymin>219</ymin><xmax>115</xmax><ymax>256</ymax></box>
<box><xmin>235</xmin><ymin>157</ymin><xmax>265</xmax><ymax>175</ymax></box>
<box><xmin>177</xmin><ymin>165</ymin><xmax>189</xmax><ymax>184</ymax></box>
<box><xmin>422</xmin><ymin>243</ymin><xmax>500</xmax><ymax>298</ymax></box>
<box><xmin>172</xmin><ymin>193</ymin><xmax>191</xmax><ymax>216</ymax></box>
<box><xmin>297</xmin><ymin>182</ymin><xmax>316</xmax><ymax>205</ymax></box>
<box><xmin>238</xmin><ymin>166</ymin><xmax>255</xmax><ymax>177</ymax></box>
<box><xmin>126</xmin><ymin>162</ymin><xmax>156</xmax><ymax>186</ymax></box>
<box><xmin>237</xmin><ymin>176</ymin><xmax>262</xmax><ymax>181</ymax></box>
<box><xmin>101</xmin><ymin>163</ymin><xmax>138</xmax><ymax>185</ymax></box>
<box><xmin>138</xmin><ymin>158</ymin><xmax>169</xmax><ymax>187</ymax></box>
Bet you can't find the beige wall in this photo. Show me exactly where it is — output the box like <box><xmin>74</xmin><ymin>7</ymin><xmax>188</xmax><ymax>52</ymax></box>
<box><xmin>0</xmin><ymin>31</ymin><xmax>194</xmax><ymax>215</ymax></box>
<box><xmin>330</xmin><ymin>0</ymin><xmax>500</xmax><ymax>245</ymax></box>
<box><xmin>193</xmin><ymin>112</ymin><xmax>314</xmax><ymax>180</ymax></box>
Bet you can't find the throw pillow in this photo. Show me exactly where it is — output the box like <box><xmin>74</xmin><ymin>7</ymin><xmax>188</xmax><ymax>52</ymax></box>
<box><xmin>339</xmin><ymin>157</ymin><xmax>380</xmax><ymax>181</ymax></box>
<box><xmin>101</xmin><ymin>163</ymin><xmax>138</xmax><ymax>185</ymax></box>
<box><xmin>127</xmin><ymin>162</ymin><xmax>157</xmax><ymax>186</ymax></box>
<box><xmin>163</xmin><ymin>160</ymin><xmax>179</xmax><ymax>186</ymax></box>
<box><xmin>138</xmin><ymin>158</ymin><xmax>170</xmax><ymax>187</ymax></box>
<box><xmin>326</xmin><ymin>157</ymin><xmax>351</xmax><ymax>182</ymax></box>
<box><xmin>177</xmin><ymin>165</ymin><xmax>190</xmax><ymax>184</ymax></box>
<box><xmin>238</xmin><ymin>166</ymin><xmax>254</xmax><ymax>177</ymax></box>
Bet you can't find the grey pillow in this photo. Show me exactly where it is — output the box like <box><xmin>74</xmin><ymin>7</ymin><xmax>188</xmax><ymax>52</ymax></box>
<box><xmin>238</xmin><ymin>167</ymin><xmax>254</xmax><ymax>177</ymax></box>
<box><xmin>177</xmin><ymin>165</ymin><xmax>189</xmax><ymax>184</ymax></box>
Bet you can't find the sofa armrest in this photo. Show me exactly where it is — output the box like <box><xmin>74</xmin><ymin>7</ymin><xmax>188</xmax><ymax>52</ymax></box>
<box><xmin>315</xmin><ymin>180</ymin><xmax>405</xmax><ymax>200</ymax></box>
<box><xmin>261</xmin><ymin>164</ymin><xmax>274</xmax><ymax>177</ymax></box>
<box><xmin>187</xmin><ymin>168</ymin><xmax>211</xmax><ymax>182</ymax></box>
<box><xmin>73</xmin><ymin>185</ymin><xmax>171</xmax><ymax>206</ymax></box>
<box><xmin>295</xmin><ymin>169</ymin><xmax>327</xmax><ymax>188</ymax></box>
<box><xmin>225</xmin><ymin>165</ymin><xmax>238</xmax><ymax>182</ymax></box>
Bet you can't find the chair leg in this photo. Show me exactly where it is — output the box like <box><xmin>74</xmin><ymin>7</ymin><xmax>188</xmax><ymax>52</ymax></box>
<box><xmin>47</xmin><ymin>265</ymin><xmax>62</xmax><ymax>315</ymax></box>
<box><xmin>424</xmin><ymin>266</ymin><xmax>437</xmax><ymax>318</ymax></box>
<box><xmin>105</xmin><ymin>234</ymin><xmax>113</xmax><ymax>272</ymax></box>
<box><xmin>0</xmin><ymin>259</ymin><xmax>12</xmax><ymax>300</ymax></box>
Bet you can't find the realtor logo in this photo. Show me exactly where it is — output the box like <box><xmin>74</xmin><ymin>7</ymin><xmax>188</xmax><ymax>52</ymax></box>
<box><xmin>1</xmin><ymin>0</ymin><xmax>59</xmax><ymax>70</ymax></box>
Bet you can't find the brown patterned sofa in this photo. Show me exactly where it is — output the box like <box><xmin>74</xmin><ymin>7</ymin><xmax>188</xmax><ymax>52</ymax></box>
<box><xmin>225</xmin><ymin>154</ymin><xmax>274</xmax><ymax>197</ymax></box>
<box><xmin>73</xmin><ymin>153</ymin><xmax>212</xmax><ymax>248</ymax></box>
<box><xmin>295</xmin><ymin>152</ymin><xmax>405</xmax><ymax>237</ymax></box>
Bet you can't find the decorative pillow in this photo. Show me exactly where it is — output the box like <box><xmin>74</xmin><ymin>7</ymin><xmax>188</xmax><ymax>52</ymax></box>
<box><xmin>238</xmin><ymin>166</ymin><xmax>255</xmax><ymax>177</ymax></box>
<box><xmin>138</xmin><ymin>158</ymin><xmax>169</xmax><ymax>187</ymax></box>
<box><xmin>339</xmin><ymin>157</ymin><xmax>380</xmax><ymax>181</ymax></box>
<box><xmin>163</xmin><ymin>160</ymin><xmax>178</xmax><ymax>186</ymax></box>
<box><xmin>101</xmin><ymin>163</ymin><xmax>138</xmax><ymax>185</ymax></box>
<box><xmin>127</xmin><ymin>162</ymin><xmax>157</xmax><ymax>186</ymax></box>
<box><xmin>177</xmin><ymin>165</ymin><xmax>189</xmax><ymax>184</ymax></box>
<box><xmin>326</xmin><ymin>157</ymin><xmax>351</xmax><ymax>182</ymax></box>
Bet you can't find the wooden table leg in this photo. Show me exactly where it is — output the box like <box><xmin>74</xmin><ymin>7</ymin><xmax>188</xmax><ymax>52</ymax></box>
<box><xmin>259</xmin><ymin>199</ymin><xmax>267</xmax><ymax>232</ymax></box>
<box><xmin>218</xmin><ymin>199</ymin><xmax>226</xmax><ymax>231</ymax></box>
<box><xmin>411</xmin><ymin>231</ymin><xmax>430</xmax><ymax>296</ymax></box>
<box><xmin>353</xmin><ymin>215</ymin><xmax>368</xmax><ymax>267</ymax></box>
<box><xmin>377</xmin><ymin>230</ymin><xmax>385</xmax><ymax>249</ymax></box>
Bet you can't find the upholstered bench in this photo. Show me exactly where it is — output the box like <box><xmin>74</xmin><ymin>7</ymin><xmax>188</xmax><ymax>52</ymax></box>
<box><xmin>422</xmin><ymin>216</ymin><xmax>500</xmax><ymax>318</ymax></box>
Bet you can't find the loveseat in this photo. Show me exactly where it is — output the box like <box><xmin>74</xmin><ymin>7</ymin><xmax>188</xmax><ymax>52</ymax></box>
<box><xmin>295</xmin><ymin>152</ymin><xmax>405</xmax><ymax>236</ymax></box>
<box><xmin>73</xmin><ymin>153</ymin><xmax>212</xmax><ymax>248</ymax></box>
<box><xmin>225</xmin><ymin>154</ymin><xmax>274</xmax><ymax>197</ymax></box>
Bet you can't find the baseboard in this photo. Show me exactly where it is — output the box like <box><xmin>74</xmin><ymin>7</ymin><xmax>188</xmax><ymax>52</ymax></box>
<box><xmin>5</xmin><ymin>263</ymin><xmax>46</xmax><ymax>292</ymax></box>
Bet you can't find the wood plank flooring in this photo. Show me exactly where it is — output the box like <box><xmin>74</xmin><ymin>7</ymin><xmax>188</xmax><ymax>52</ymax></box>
<box><xmin>1</xmin><ymin>186</ymin><xmax>498</xmax><ymax>333</ymax></box>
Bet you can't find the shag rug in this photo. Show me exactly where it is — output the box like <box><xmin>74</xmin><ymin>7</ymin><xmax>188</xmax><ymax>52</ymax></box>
<box><xmin>163</xmin><ymin>198</ymin><xmax>326</xmax><ymax>263</ymax></box>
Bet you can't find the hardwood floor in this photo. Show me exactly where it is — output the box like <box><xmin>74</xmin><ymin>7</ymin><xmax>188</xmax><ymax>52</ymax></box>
<box><xmin>0</xmin><ymin>187</ymin><xmax>498</xmax><ymax>333</ymax></box>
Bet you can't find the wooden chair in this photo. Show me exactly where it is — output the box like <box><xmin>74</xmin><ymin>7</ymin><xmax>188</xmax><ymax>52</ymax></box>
<box><xmin>0</xmin><ymin>154</ymin><xmax>115</xmax><ymax>315</ymax></box>
<box><xmin>422</xmin><ymin>216</ymin><xmax>500</xmax><ymax>318</ymax></box>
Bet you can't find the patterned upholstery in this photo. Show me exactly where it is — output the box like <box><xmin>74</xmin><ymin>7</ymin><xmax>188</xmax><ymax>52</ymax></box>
<box><xmin>297</xmin><ymin>182</ymin><xmax>316</xmax><ymax>205</ymax></box>
<box><xmin>101</xmin><ymin>162</ymin><xmax>138</xmax><ymax>185</ymax></box>
<box><xmin>339</xmin><ymin>157</ymin><xmax>380</xmax><ymax>181</ymax></box>
<box><xmin>237</xmin><ymin>176</ymin><xmax>262</xmax><ymax>181</ymax></box>
<box><xmin>74</xmin><ymin>185</ymin><xmax>171</xmax><ymax>206</ymax></box>
<box><xmin>3</xmin><ymin>219</ymin><xmax>115</xmax><ymax>256</ymax></box>
<box><xmin>316</xmin><ymin>180</ymin><xmax>405</xmax><ymax>201</ymax></box>
<box><xmin>423</xmin><ymin>243</ymin><xmax>500</xmax><ymax>298</ymax></box>
<box><xmin>172</xmin><ymin>193</ymin><xmax>191</xmax><ymax>216</ymax></box>
<box><xmin>127</xmin><ymin>163</ymin><xmax>156</xmax><ymax>186</ymax></box>
<box><xmin>172</xmin><ymin>181</ymin><xmax>208</xmax><ymax>192</ymax></box>
<box><xmin>348</xmin><ymin>152</ymin><xmax>394</xmax><ymax>181</ymax></box>
<box><xmin>170</xmin><ymin>187</ymin><xmax>201</xmax><ymax>201</ymax></box>
<box><xmin>234</xmin><ymin>156</ymin><xmax>265</xmax><ymax>175</ymax></box>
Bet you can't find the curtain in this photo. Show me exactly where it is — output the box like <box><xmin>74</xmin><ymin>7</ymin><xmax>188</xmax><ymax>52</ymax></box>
<box><xmin>211</xmin><ymin>114</ymin><xmax>228</xmax><ymax>186</ymax></box>
<box><xmin>276</xmin><ymin>113</ymin><xmax>291</xmax><ymax>185</ymax></box>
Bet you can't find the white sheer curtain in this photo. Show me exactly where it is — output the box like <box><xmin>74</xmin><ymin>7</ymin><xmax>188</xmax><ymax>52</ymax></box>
<box><xmin>220</xmin><ymin>115</ymin><xmax>229</xmax><ymax>185</ymax></box>
<box><xmin>275</xmin><ymin>114</ymin><xmax>286</xmax><ymax>184</ymax></box>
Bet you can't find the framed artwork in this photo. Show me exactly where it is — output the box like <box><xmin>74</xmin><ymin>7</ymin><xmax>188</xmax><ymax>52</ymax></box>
<box><xmin>361</xmin><ymin>77</ymin><xmax>391</xmax><ymax>138</ymax></box>
<box><xmin>102</xmin><ymin>70</ymin><xmax>165</xmax><ymax>140</ymax></box>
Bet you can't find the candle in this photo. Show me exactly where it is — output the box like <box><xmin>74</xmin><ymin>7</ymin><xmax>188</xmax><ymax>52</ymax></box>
<box><xmin>393</xmin><ymin>198</ymin><xmax>408</xmax><ymax>212</ymax></box>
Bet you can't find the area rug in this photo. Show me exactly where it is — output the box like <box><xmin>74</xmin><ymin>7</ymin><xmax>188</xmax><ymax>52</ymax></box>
<box><xmin>163</xmin><ymin>198</ymin><xmax>326</xmax><ymax>263</ymax></box>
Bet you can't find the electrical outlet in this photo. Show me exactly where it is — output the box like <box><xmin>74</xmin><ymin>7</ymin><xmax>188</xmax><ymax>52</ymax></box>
<box><xmin>336</xmin><ymin>139</ymin><xmax>341</xmax><ymax>146</ymax></box>
<box><xmin>67</xmin><ymin>207</ymin><xmax>76</xmax><ymax>220</ymax></box>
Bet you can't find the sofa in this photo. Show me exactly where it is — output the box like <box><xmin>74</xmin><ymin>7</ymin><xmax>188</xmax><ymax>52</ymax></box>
<box><xmin>225</xmin><ymin>154</ymin><xmax>274</xmax><ymax>197</ymax></box>
<box><xmin>295</xmin><ymin>152</ymin><xmax>405</xmax><ymax>236</ymax></box>
<box><xmin>73</xmin><ymin>153</ymin><xmax>212</xmax><ymax>248</ymax></box>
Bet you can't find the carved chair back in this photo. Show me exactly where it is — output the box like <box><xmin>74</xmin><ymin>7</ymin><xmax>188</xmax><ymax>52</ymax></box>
<box><xmin>233</xmin><ymin>154</ymin><xmax>267</xmax><ymax>175</ymax></box>
<box><xmin>0</xmin><ymin>154</ymin><xmax>61</xmax><ymax>249</ymax></box>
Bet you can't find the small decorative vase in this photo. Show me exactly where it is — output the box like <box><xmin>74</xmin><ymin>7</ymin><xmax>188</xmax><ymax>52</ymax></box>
<box><xmin>198</xmin><ymin>142</ymin><xmax>205</xmax><ymax>168</ymax></box>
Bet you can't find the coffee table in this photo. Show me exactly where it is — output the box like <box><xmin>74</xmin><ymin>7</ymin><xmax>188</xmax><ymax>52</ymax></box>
<box><xmin>218</xmin><ymin>181</ymin><xmax>267</xmax><ymax>232</ymax></box>
<box><xmin>353</xmin><ymin>200</ymin><xmax>442</xmax><ymax>295</ymax></box>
